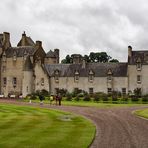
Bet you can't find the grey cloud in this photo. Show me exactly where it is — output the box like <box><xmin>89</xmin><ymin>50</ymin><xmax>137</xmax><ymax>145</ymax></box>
<box><xmin>0</xmin><ymin>0</ymin><xmax>148</xmax><ymax>61</ymax></box>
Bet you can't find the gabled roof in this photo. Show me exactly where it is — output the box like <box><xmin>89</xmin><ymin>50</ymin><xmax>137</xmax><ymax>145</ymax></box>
<box><xmin>44</xmin><ymin>63</ymin><xmax>128</xmax><ymax>77</ymax></box>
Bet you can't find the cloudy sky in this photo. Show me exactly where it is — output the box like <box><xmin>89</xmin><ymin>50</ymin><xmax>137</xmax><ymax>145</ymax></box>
<box><xmin>0</xmin><ymin>0</ymin><xmax>148</xmax><ymax>62</ymax></box>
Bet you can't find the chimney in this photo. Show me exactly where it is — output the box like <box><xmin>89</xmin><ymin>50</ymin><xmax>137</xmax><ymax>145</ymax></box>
<box><xmin>35</xmin><ymin>41</ymin><xmax>42</xmax><ymax>49</ymax></box>
<box><xmin>72</xmin><ymin>54</ymin><xmax>82</xmax><ymax>64</ymax></box>
<box><xmin>54</xmin><ymin>49</ymin><xmax>59</xmax><ymax>63</ymax></box>
<box><xmin>22</xmin><ymin>31</ymin><xmax>26</xmax><ymax>46</ymax></box>
<box><xmin>128</xmin><ymin>46</ymin><xmax>132</xmax><ymax>57</ymax></box>
<box><xmin>3</xmin><ymin>32</ymin><xmax>11</xmax><ymax>49</ymax></box>
<box><xmin>82</xmin><ymin>58</ymin><xmax>86</xmax><ymax>69</ymax></box>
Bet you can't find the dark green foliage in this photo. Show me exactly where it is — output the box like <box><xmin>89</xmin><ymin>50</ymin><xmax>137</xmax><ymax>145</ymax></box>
<box><xmin>112</xmin><ymin>91</ymin><xmax>118</xmax><ymax>102</ymax></box>
<box><xmin>131</xmin><ymin>96</ymin><xmax>139</xmax><ymax>102</ymax></box>
<box><xmin>66</xmin><ymin>93</ymin><xmax>72</xmax><ymax>101</ymax></box>
<box><xmin>142</xmin><ymin>95</ymin><xmax>148</xmax><ymax>102</ymax></box>
<box><xmin>121</xmin><ymin>95</ymin><xmax>129</xmax><ymax>102</ymax></box>
<box><xmin>58</xmin><ymin>88</ymin><xmax>67</xmax><ymax>97</ymax></box>
<box><xmin>74</xmin><ymin>95</ymin><xmax>80</xmax><ymax>101</ymax></box>
<box><xmin>134</xmin><ymin>88</ymin><xmax>142</xmax><ymax>98</ymax></box>
<box><xmin>109</xmin><ymin>59</ymin><xmax>119</xmax><ymax>63</ymax></box>
<box><xmin>93</xmin><ymin>93</ymin><xmax>100</xmax><ymax>102</ymax></box>
<box><xmin>40</xmin><ymin>89</ymin><xmax>49</xmax><ymax>97</ymax></box>
<box><xmin>61</xmin><ymin>52</ymin><xmax>119</xmax><ymax>64</ymax></box>
<box><xmin>83</xmin><ymin>95</ymin><xmax>91</xmax><ymax>101</ymax></box>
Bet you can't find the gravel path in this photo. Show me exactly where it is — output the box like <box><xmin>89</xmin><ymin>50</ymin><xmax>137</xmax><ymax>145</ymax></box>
<box><xmin>0</xmin><ymin>99</ymin><xmax>148</xmax><ymax>148</ymax></box>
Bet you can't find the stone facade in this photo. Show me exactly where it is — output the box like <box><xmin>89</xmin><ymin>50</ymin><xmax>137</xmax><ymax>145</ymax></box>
<box><xmin>0</xmin><ymin>32</ymin><xmax>148</xmax><ymax>97</ymax></box>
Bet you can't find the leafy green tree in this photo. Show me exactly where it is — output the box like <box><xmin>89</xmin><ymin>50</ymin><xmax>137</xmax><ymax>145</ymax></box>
<box><xmin>109</xmin><ymin>59</ymin><xmax>119</xmax><ymax>63</ymax></box>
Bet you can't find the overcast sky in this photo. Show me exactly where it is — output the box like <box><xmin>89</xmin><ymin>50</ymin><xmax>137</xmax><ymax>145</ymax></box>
<box><xmin>0</xmin><ymin>0</ymin><xmax>148</xmax><ymax>62</ymax></box>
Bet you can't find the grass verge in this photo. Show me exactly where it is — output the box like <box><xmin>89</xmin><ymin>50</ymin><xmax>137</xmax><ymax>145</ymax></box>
<box><xmin>134</xmin><ymin>108</ymin><xmax>148</xmax><ymax>119</ymax></box>
<box><xmin>0</xmin><ymin>104</ymin><xmax>95</xmax><ymax>148</ymax></box>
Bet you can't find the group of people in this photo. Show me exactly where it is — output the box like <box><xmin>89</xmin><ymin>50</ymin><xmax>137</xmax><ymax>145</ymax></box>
<box><xmin>49</xmin><ymin>94</ymin><xmax>62</xmax><ymax>106</ymax></box>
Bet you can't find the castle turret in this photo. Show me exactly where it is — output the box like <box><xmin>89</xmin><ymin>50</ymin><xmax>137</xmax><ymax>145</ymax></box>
<box><xmin>3</xmin><ymin>32</ymin><xmax>11</xmax><ymax>49</ymax></box>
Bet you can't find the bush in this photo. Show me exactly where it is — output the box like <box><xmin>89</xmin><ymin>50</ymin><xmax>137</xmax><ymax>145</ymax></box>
<box><xmin>121</xmin><ymin>95</ymin><xmax>129</xmax><ymax>102</ymax></box>
<box><xmin>131</xmin><ymin>96</ymin><xmax>139</xmax><ymax>102</ymax></box>
<box><xmin>142</xmin><ymin>95</ymin><xmax>148</xmax><ymax>102</ymax></box>
<box><xmin>93</xmin><ymin>93</ymin><xmax>100</xmax><ymax>102</ymax></box>
<box><xmin>134</xmin><ymin>88</ymin><xmax>142</xmax><ymax>98</ymax></box>
<box><xmin>58</xmin><ymin>88</ymin><xmax>67</xmax><ymax>97</ymax></box>
<box><xmin>66</xmin><ymin>93</ymin><xmax>72</xmax><ymax>101</ymax></box>
<box><xmin>40</xmin><ymin>89</ymin><xmax>49</xmax><ymax>97</ymax></box>
<box><xmin>74</xmin><ymin>95</ymin><xmax>80</xmax><ymax>101</ymax></box>
<box><xmin>83</xmin><ymin>95</ymin><xmax>91</xmax><ymax>101</ymax></box>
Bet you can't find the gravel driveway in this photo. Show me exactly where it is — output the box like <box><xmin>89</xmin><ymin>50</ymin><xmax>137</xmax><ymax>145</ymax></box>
<box><xmin>0</xmin><ymin>99</ymin><xmax>148</xmax><ymax>148</ymax></box>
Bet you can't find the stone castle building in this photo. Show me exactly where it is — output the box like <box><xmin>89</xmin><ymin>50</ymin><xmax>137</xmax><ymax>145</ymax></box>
<box><xmin>0</xmin><ymin>32</ymin><xmax>148</xmax><ymax>97</ymax></box>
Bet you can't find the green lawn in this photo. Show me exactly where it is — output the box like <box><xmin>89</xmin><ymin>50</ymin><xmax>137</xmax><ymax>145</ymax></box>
<box><xmin>134</xmin><ymin>108</ymin><xmax>148</xmax><ymax>119</ymax></box>
<box><xmin>0</xmin><ymin>104</ymin><xmax>95</xmax><ymax>148</ymax></box>
<box><xmin>23</xmin><ymin>99</ymin><xmax>148</xmax><ymax>108</ymax></box>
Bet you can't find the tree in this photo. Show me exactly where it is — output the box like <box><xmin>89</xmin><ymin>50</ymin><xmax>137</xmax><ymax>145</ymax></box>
<box><xmin>61</xmin><ymin>51</ymin><xmax>119</xmax><ymax>64</ymax></box>
<box><xmin>61</xmin><ymin>55</ymin><xmax>72</xmax><ymax>63</ymax></box>
<box><xmin>109</xmin><ymin>59</ymin><xmax>119</xmax><ymax>63</ymax></box>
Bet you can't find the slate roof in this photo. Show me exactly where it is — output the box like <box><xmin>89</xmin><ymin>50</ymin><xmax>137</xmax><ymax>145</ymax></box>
<box><xmin>46</xmin><ymin>50</ymin><xmax>56</xmax><ymax>58</ymax></box>
<box><xmin>128</xmin><ymin>50</ymin><xmax>148</xmax><ymax>64</ymax></box>
<box><xmin>17</xmin><ymin>36</ymin><xmax>35</xmax><ymax>47</ymax></box>
<box><xmin>44</xmin><ymin>63</ymin><xmax>128</xmax><ymax>77</ymax></box>
<box><xmin>5</xmin><ymin>46</ymin><xmax>36</xmax><ymax>58</ymax></box>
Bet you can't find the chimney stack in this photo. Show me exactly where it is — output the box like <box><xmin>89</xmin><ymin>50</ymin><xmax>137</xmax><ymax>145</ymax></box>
<box><xmin>35</xmin><ymin>41</ymin><xmax>42</xmax><ymax>48</ymax></box>
<box><xmin>3</xmin><ymin>32</ymin><xmax>11</xmax><ymax>49</ymax></box>
<box><xmin>128</xmin><ymin>46</ymin><xmax>132</xmax><ymax>57</ymax></box>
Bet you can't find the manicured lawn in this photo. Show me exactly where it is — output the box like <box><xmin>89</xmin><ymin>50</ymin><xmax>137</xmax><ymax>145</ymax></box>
<box><xmin>134</xmin><ymin>108</ymin><xmax>148</xmax><ymax>119</ymax></box>
<box><xmin>23</xmin><ymin>99</ymin><xmax>148</xmax><ymax>108</ymax></box>
<box><xmin>0</xmin><ymin>104</ymin><xmax>95</xmax><ymax>148</ymax></box>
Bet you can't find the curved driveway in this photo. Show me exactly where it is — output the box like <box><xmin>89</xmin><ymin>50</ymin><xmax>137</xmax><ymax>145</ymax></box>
<box><xmin>0</xmin><ymin>99</ymin><xmax>148</xmax><ymax>148</ymax></box>
<box><xmin>50</xmin><ymin>105</ymin><xmax>148</xmax><ymax>148</ymax></box>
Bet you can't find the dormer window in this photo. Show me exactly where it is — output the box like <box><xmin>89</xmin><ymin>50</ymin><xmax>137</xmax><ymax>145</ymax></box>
<box><xmin>54</xmin><ymin>70</ymin><xmax>59</xmax><ymax>83</ymax></box>
<box><xmin>88</xmin><ymin>70</ymin><xmax>94</xmax><ymax>82</ymax></box>
<box><xmin>136</xmin><ymin>57</ymin><xmax>142</xmax><ymax>71</ymax></box>
<box><xmin>74</xmin><ymin>70</ymin><xmax>79</xmax><ymax>82</ymax></box>
<box><xmin>107</xmin><ymin>69</ymin><xmax>112</xmax><ymax>81</ymax></box>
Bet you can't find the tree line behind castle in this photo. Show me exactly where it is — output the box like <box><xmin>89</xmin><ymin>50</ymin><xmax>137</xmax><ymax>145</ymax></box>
<box><xmin>61</xmin><ymin>52</ymin><xmax>119</xmax><ymax>63</ymax></box>
<box><xmin>26</xmin><ymin>88</ymin><xmax>148</xmax><ymax>104</ymax></box>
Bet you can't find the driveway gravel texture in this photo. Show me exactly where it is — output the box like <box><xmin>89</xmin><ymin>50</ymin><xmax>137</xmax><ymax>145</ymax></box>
<box><xmin>0</xmin><ymin>99</ymin><xmax>148</xmax><ymax>148</ymax></box>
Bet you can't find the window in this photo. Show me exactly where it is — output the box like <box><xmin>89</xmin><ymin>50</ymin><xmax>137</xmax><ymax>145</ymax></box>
<box><xmin>137</xmin><ymin>75</ymin><xmax>141</xmax><ymax>84</ymax></box>
<box><xmin>136</xmin><ymin>63</ymin><xmax>142</xmax><ymax>71</ymax></box>
<box><xmin>2</xmin><ymin>66</ymin><xmax>6</xmax><ymax>72</ymax></box>
<box><xmin>55</xmin><ymin>88</ymin><xmax>59</xmax><ymax>94</ymax></box>
<box><xmin>107</xmin><ymin>75</ymin><xmax>112</xmax><ymax>81</ymax></box>
<box><xmin>107</xmin><ymin>69</ymin><xmax>112</xmax><ymax>81</ymax></box>
<box><xmin>13</xmin><ymin>77</ymin><xmax>17</xmax><ymax>86</ymax></box>
<box><xmin>41</xmin><ymin>78</ymin><xmax>44</xmax><ymax>86</ymax></box>
<box><xmin>54</xmin><ymin>70</ymin><xmax>59</xmax><ymax>83</ymax></box>
<box><xmin>122</xmin><ymin>88</ymin><xmax>126</xmax><ymax>95</ymax></box>
<box><xmin>74</xmin><ymin>70</ymin><xmax>79</xmax><ymax>82</ymax></box>
<box><xmin>3</xmin><ymin>77</ymin><xmax>7</xmax><ymax>86</ymax></box>
<box><xmin>89</xmin><ymin>88</ymin><xmax>94</xmax><ymax>94</ymax></box>
<box><xmin>107</xmin><ymin>88</ymin><xmax>112</xmax><ymax>94</ymax></box>
<box><xmin>88</xmin><ymin>70</ymin><xmax>94</xmax><ymax>82</ymax></box>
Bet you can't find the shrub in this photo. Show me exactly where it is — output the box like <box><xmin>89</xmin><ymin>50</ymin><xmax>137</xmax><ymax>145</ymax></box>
<box><xmin>58</xmin><ymin>88</ymin><xmax>67</xmax><ymax>97</ymax></box>
<box><xmin>83</xmin><ymin>94</ymin><xmax>91</xmax><ymax>101</ymax></box>
<box><xmin>131</xmin><ymin>96</ymin><xmax>139</xmax><ymax>102</ymax></box>
<box><xmin>66</xmin><ymin>93</ymin><xmax>72</xmax><ymax>101</ymax></box>
<box><xmin>93</xmin><ymin>93</ymin><xmax>100</xmax><ymax>102</ymax></box>
<box><xmin>74</xmin><ymin>95</ymin><xmax>80</xmax><ymax>101</ymax></box>
<box><xmin>112</xmin><ymin>91</ymin><xmax>118</xmax><ymax>102</ymax></box>
<box><xmin>142</xmin><ymin>95</ymin><xmax>148</xmax><ymax>102</ymax></box>
<box><xmin>134</xmin><ymin>88</ymin><xmax>142</xmax><ymax>98</ymax></box>
<box><xmin>40</xmin><ymin>89</ymin><xmax>49</xmax><ymax>97</ymax></box>
<box><xmin>121</xmin><ymin>95</ymin><xmax>129</xmax><ymax>102</ymax></box>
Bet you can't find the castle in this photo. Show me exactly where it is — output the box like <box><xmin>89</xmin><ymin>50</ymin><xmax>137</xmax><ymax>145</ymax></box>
<box><xmin>0</xmin><ymin>32</ymin><xmax>148</xmax><ymax>97</ymax></box>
